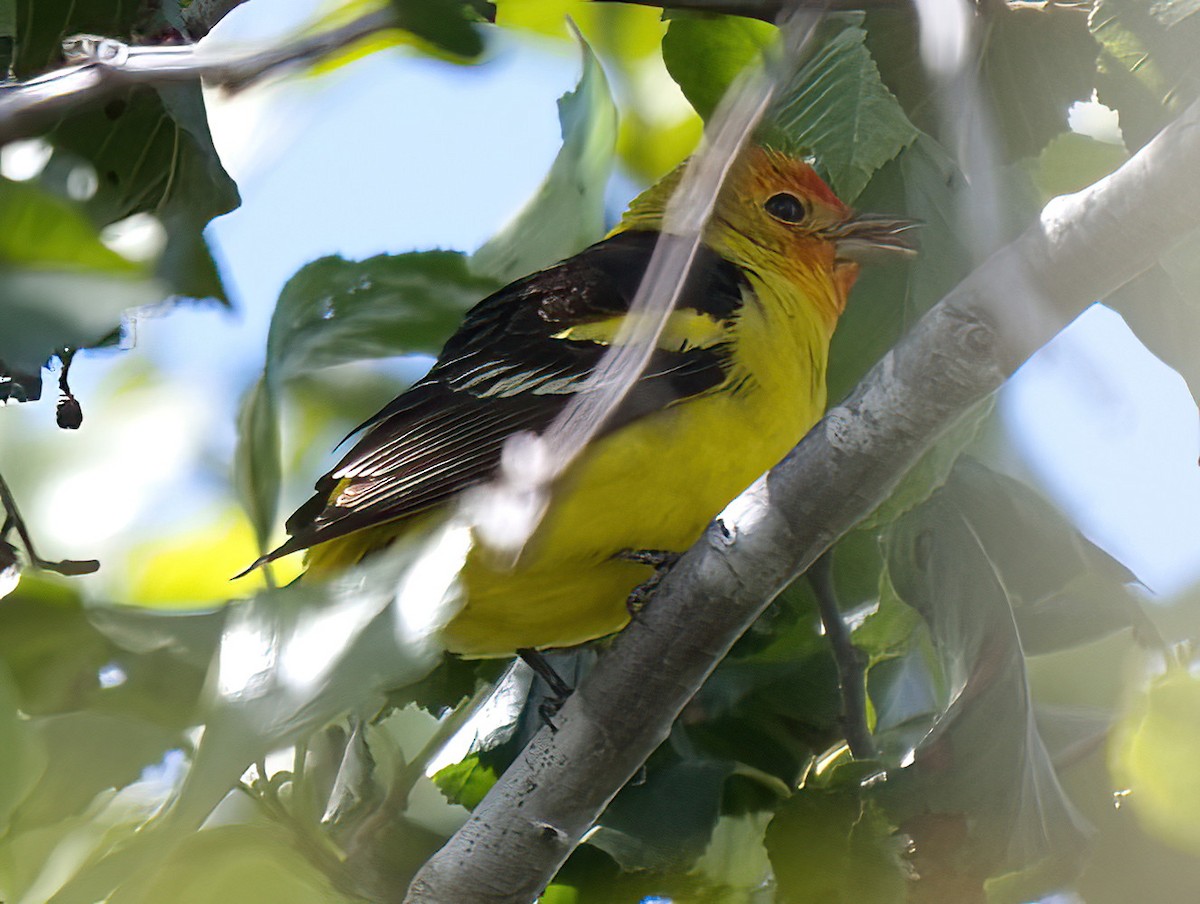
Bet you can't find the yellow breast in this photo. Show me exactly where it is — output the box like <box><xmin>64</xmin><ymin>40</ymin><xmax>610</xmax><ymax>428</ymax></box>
<box><xmin>444</xmin><ymin>272</ymin><xmax>838</xmax><ymax>657</ymax></box>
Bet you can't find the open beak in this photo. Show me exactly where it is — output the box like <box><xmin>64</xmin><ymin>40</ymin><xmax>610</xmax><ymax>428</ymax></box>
<box><xmin>829</xmin><ymin>213</ymin><xmax>919</xmax><ymax>263</ymax></box>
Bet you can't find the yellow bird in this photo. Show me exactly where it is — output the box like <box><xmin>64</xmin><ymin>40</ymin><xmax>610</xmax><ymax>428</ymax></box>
<box><xmin>252</xmin><ymin>147</ymin><xmax>912</xmax><ymax>658</ymax></box>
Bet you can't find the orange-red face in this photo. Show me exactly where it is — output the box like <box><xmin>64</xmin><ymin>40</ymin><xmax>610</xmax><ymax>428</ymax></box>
<box><xmin>714</xmin><ymin>147</ymin><xmax>912</xmax><ymax>268</ymax></box>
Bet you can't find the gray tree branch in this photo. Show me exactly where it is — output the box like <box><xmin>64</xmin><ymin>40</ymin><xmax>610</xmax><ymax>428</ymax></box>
<box><xmin>0</xmin><ymin>7</ymin><xmax>396</xmax><ymax>144</ymax></box>
<box><xmin>403</xmin><ymin>95</ymin><xmax>1200</xmax><ymax>903</ymax></box>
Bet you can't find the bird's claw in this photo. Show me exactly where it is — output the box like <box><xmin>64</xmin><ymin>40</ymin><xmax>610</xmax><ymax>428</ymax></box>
<box><xmin>618</xmin><ymin>548</ymin><xmax>682</xmax><ymax>618</ymax></box>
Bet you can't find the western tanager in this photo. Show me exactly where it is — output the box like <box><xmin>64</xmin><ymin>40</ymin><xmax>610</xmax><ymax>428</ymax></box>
<box><xmin>252</xmin><ymin>147</ymin><xmax>912</xmax><ymax>657</ymax></box>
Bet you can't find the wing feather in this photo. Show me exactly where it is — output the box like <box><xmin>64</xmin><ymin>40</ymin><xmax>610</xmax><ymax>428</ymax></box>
<box><xmin>264</xmin><ymin>230</ymin><xmax>749</xmax><ymax>563</ymax></box>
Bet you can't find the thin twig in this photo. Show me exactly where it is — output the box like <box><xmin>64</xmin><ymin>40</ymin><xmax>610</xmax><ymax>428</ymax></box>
<box><xmin>0</xmin><ymin>470</ymin><xmax>99</xmax><ymax>576</ymax></box>
<box><xmin>808</xmin><ymin>549</ymin><xmax>877</xmax><ymax>759</ymax></box>
<box><xmin>0</xmin><ymin>8</ymin><xmax>398</xmax><ymax>144</ymax></box>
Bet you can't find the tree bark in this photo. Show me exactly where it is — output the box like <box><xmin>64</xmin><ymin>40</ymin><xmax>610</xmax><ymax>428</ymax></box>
<box><xmin>404</xmin><ymin>93</ymin><xmax>1200</xmax><ymax>903</ymax></box>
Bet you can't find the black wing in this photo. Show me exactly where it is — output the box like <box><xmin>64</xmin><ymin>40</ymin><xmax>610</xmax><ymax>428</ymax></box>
<box><xmin>264</xmin><ymin>230</ymin><xmax>749</xmax><ymax>562</ymax></box>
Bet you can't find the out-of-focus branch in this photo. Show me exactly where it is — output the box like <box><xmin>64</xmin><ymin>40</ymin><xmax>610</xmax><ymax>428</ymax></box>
<box><xmin>0</xmin><ymin>7</ymin><xmax>396</xmax><ymax>144</ymax></box>
<box><xmin>0</xmin><ymin>471</ymin><xmax>98</xmax><ymax>576</ymax></box>
<box><xmin>404</xmin><ymin>93</ymin><xmax>1200</xmax><ymax>904</ymax></box>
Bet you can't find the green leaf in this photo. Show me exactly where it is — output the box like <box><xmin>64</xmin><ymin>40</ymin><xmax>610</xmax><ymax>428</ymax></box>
<box><xmin>0</xmin><ymin>177</ymin><xmax>164</xmax><ymax>371</ymax></box>
<box><xmin>234</xmin><ymin>375</ymin><xmax>281</xmax><ymax>554</ymax></box>
<box><xmin>590</xmin><ymin>757</ymin><xmax>734</xmax><ymax>871</ymax></box>
<box><xmin>867</xmin><ymin>3</ymin><xmax>1097</xmax><ymax>163</ymax></box>
<box><xmin>1090</xmin><ymin>0</ymin><xmax>1200</xmax><ymax>148</ymax></box>
<box><xmin>765</xmin><ymin>764</ymin><xmax>908</xmax><ymax>904</ymax></box>
<box><xmin>241</xmin><ymin>251</ymin><xmax>498</xmax><ymax>544</ymax></box>
<box><xmin>860</xmin><ymin>398</ymin><xmax>993</xmax><ymax>531</ymax></box>
<box><xmin>471</xmin><ymin>27</ymin><xmax>617</xmax><ymax>283</ymax></box>
<box><xmin>768</xmin><ymin>25</ymin><xmax>917</xmax><ymax>202</ymax></box>
<box><xmin>853</xmin><ymin>567</ymin><xmax>922</xmax><ymax>667</ymax></box>
<box><xmin>875</xmin><ymin>459</ymin><xmax>1097</xmax><ymax>897</ymax></box>
<box><xmin>46</xmin><ymin>83</ymin><xmax>240</xmax><ymax>302</ymax></box>
<box><xmin>104</xmin><ymin>824</ymin><xmax>357</xmax><ymax>904</ymax></box>
<box><xmin>1029</xmin><ymin>131</ymin><xmax>1129</xmax><ymax>203</ymax></box>
<box><xmin>0</xmin><ymin>664</ymin><xmax>46</xmax><ymax>835</ymax></box>
<box><xmin>0</xmin><ymin>178</ymin><xmax>138</xmax><ymax>271</ymax></box>
<box><xmin>14</xmin><ymin>712</ymin><xmax>179</xmax><ymax>833</ymax></box>
<box><xmin>432</xmin><ymin>753</ymin><xmax>497</xmax><ymax>810</ymax></box>
<box><xmin>266</xmin><ymin>252</ymin><xmax>498</xmax><ymax>382</ymax></box>
<box><xmin>691</xmin><ymin>812</ymin><xmax>773</xmax><ymax>896</ymax></box>
<box><xmin>976</xmin><ymin>3</ymin><xmax>1098</xmax><ymax>160</ymax></box>
<box><xmin>389</xmin><ymin>0</ymin><xmax>485</xmax><ymax>58</ymax></box>
<box><xmin>662</xmin><ymin>13</ymin><xmax>777</xmax><ymax>120</ymax></box>
<box><xmin>0</xmin><ymin>270</ymin><xmax>164</xmax><ymax>373</ymax></box>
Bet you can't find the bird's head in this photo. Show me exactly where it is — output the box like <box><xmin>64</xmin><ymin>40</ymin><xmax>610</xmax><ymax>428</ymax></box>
<box><xmin>619</xmin><ymin>146</ymin><xmax>915</xmax><ymax>304</ymax></box>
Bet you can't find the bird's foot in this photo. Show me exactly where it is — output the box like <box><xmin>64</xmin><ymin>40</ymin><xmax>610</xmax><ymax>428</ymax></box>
<box><xmin>617</xmin><ymin>548</ymin><xmax>682</xmax><ymax>618</ymax></box>
<box><xmin>518</xmin><ymin>648</ymin><xmax>573</xmax><ymax>732</ymax></box>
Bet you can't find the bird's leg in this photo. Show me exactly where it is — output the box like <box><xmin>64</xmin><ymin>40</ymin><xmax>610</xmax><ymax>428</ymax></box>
<box><xmin>616</xmin><ymin>548</ymin><xmax>682</xmax><ymax>617</ymax></box>
<box><xmin>517</xmin><ymin>648</ymin><xmax>573</xmax><ymax>731</ymax></box>
<box><xmin>809</xmin><ymin>549</ymin><xmax>877</xmax><ymax>759</ymax></box>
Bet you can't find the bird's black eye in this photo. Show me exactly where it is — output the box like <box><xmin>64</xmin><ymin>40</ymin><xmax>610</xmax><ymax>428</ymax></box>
<box><xmin>764</xmin><ymin>192</ymin><xmax>807</xmax><ymax>224</ymax></box>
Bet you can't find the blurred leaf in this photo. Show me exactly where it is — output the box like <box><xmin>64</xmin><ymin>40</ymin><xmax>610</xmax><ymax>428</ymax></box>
<box><xmin>1090</xmin><ymin>0</ymin><xmax>1200</xmax><ymax>149</ymax></box>
<box><xmin>104</xmin><ymin>824</ymin><xmax>356</xmax><ymax>904</ymax></box>
<box><xmin>661</xmin><ymin>13</ymin><xmax>776</xmax><ymax>120</ymax></box>
<box><xmin>385</xmin><ymin>653</ymin><xmax>506</xmax><ymax>716</ymax></box>
<box><xmin>14</xmin><ymin>712</ymin><xmax>179</xmax><ymax>832</ymax></box>
<box><xmin>267</xmin><ymin>252</ymin><xmax>497</xmax><ymax>381</ymax></box>
<box><xmin>303</xmin><ymin>0</ymin><xmax>485</xmax><ymax>77</ymax></box>
<box><xmin>235</xmin><ymin>376</ymin><xmax>282</xmax><ymax>554</ymax></box>
<box><xmin>1151</xmin><ymin>0</ymin><xmax>1200</xmax><ymax>26</ymax></box>
<box><xmin>240</xmin><ymin>252</ymin><xmax>497</xmax><ymax>544</ymax></box>
<box><xmin>769</xmin><ymin>24</ymin><xmax>917</xmax><ymax>202</ymax></box>
<box><xmin>471</xmin><ymin>28</ymin><xmax>617</xmax><ymax>283</ymax></box>
<box><xmin>853</xmin><ymin>567</ymin><xmax>921</xmax><ymax>668</ymax></box>
<box><xmin>1112</xmin><ymin>668</ymin><xmax>1200</xmax><ymax>856</ymax></box>
<box><xmin>44</xmin><ymin>83</ymin><xmax>238</xmax><ymax>301</ymax></box>
<box><xmin>52</xmin><ymin>537</ymin><xmax>453</xmax><ymax>904</ymax></box>
<box><xmin>765</xmin><ymin>761</ymin><xmax>908</xmax><ymax>904</ymax></box>
<box><xmin>976</xmin><ymin>2</ymin><xmax>1098</xmax><ymax>161</ymax></box>
<box><xmin>616</xmin><ymin>106</ymin><xmax>702</xmax><ymax>183</ymax></box>
<box><xmin>1034</xmin><ymin>703</ymin><xmax>1112</xmax><ymax>772</ymax></box>
<box><xmin>1029</xmin><ymin>131</ymin><xmax>1129</xmax><ymax>203</ymax></box>
<box><xmin>690</xmin><ymin>811</ymin><xmax>772</xmax><ymax>896</ymax></box>
<box><xmin>860</xmin><ymin>398</ymin><xmax>992</xmax><ymax>531</ymax></box>
<box><xmin>432</xmin><ymin>753</ymin><xmax>497</xmax><ymax>809</ymax></box>
<box><xmin>0</xmin><ymin>579</ymin><xmax>124</xmax><ymax>715</ymax></box>
<box><xmin>877</xmin><ymin>459</ymin><xmax>1094</xmax><ymax>898</ymax></box>
<box><xmin>10</xmin><ymin>0</ymin><xmax>236</xmax><ymax>296</ymax></box>
<box><xmin>0</xmin><ymin>270</ymin><xmax>163</xmax><ymax>373</ymax></box>
<box><xmin>590</xmin><ymin>755</ymin><xmax>733</xmax><ymax>871</ymax></box>
<box><xmin>0</xmin><ymin>664</ymin><xmax>46</xmax><ymax>834</ymax></box>
<box><xmin>867</xmin><ymin>3</ymin><xmax>1096</xmax><ymax>163</ymax></box>
<box><xmin>0</xmin><ymin>177</ymin><xmax>163</xmax><ymax>373</ymax></box>
<box><xmin>0</xmin><ymin>178</ymin><xmax>138</xmax><ymax>272</ymax></box>
<box><xmin>389</xmin><ymin>0</ymin><xmax>486</xmax><ymax>57</ymax></box>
